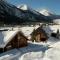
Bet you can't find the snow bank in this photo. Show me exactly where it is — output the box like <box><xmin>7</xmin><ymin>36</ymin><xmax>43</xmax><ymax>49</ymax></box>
<box><xmin>49</xmin><ymin>42</ymin><xmax>60</xmax><ymax>48</ymax></box>
<box><xmin>43</xmin><ymin>41</ymin><xmax>60</xmax><ymax>60</ymax></box>
<box><xmin>20</xmin><ymin>51</ymin><xmax>43</xmax><ymax>60</ymax></box>
<box><xmin>44</xmin><ymin>47</ymin><xmax>60</xmax><ymax>60</ymax></box>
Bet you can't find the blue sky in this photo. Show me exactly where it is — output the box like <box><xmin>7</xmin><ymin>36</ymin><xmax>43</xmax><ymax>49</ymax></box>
<box><xmin>7</xmin><ymin>0</ymin><xmax>60</xmax><ymax>15</ymax></box>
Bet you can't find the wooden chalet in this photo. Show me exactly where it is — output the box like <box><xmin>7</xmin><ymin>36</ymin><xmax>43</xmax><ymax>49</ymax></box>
<box><xmin>31</xmin><ymin>27</ymin><xmax>48</xmax><ymax>42</ymax></box>
<box><xmin>0</xmin><ymin>30</ymin><xmax>28</xmax><ymax>53</ymax></box>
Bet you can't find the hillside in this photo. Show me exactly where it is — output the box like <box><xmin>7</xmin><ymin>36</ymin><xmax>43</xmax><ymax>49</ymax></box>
<box><xmin>0</xmin><ymin>1</ymin><xmax>52</xmax><ymax>25</ymax></box>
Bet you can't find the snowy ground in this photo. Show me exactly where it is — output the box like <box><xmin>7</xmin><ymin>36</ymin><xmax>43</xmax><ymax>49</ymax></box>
<box><xmin>0</xmin><ymin>42</ymin><xmax>49</xmax><ymax>60</ymax></box>
<box><xmin>0</xmin><ymin>41</ymin><xmax>60</xmax><ymax>60</ymax></box>
<box><xmin>44</xmin><ymin>42</ymin><xmax>60</xmax><ymax>60</ymax></box>
<box><xmin>0</xmin><ymin>25</ymin><xmax>60</xmax><ymax>60</ymax></box>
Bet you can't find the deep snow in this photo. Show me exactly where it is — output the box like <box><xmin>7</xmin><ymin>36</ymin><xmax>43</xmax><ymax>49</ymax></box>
<box><xmin>0</xmin><ymin>41</ymin><xmax>60</xmax><ymax>60</ymax></box>
<box><xmin>0</xmin><ymin>42</ymin><xmax>50</xmax><ymax>60</ymax></box>
<box><xmin>0</xmin><ymin>25</ymin><xmax>60</xmax><ymax>60</ymax></box>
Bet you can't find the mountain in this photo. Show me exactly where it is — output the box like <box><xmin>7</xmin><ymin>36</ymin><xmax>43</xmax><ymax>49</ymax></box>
<box><xmin>39</xmin><ymin>9</ymin><xmax>60</xmax><ymax>24</ymax></box>
<box><xmin>18</xmin><ymin>5</ymin><xmax>52</xmax><ymax>23</ymax></box>
<box><xmin>0</xmin><ymin>0</ymin><xmax>27</xmax><ymax>24</ymax></box>
<box><xmin>39</xmin><ymin>9</ymin><xmax>60</xmax><ymax>19</ymax></box>
<box><xmin>0</xmin><ymin>1</ymin><xmax>53</xmax><ymax>25</ymax></box>
<box><xmin>39</xmin><ymin>9</ymin><xmax>54</xmax><ymax>16</ymax></box>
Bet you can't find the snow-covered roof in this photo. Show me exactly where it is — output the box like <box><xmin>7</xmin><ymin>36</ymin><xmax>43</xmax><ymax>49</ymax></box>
<box><xmin>0</xmin><ymin>30</ymin><xmax>19</xmax><ymax>48</ymax></box>
<box><xmin>20</xmin><ymin>26</ymin><xmax>39</xmax><ymax>37</ymax></box>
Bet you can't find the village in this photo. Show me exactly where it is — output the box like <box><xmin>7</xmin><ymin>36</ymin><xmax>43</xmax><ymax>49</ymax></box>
<box><xmin>0</xmin><ymin>0</ymin><xmax>60</xmax><ymax>60</ymax></box>
<box><xmin>0</xmin><ymin>23</ymin><xmax>60</xmax><ymax>60</ymax></box>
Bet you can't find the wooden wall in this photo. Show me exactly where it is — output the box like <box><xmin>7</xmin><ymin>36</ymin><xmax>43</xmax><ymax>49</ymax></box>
<box><xmin>0</xmin><ymin>32</ymin><xmax>28</xmax><ymax>53</ymax></box>
<box><xmin>31</xmin><ymin>32</ymin><xmax>47</xmax><ymax>42</ymax></box>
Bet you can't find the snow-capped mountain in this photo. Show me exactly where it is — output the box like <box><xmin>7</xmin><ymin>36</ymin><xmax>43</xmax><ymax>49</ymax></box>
<box><xmin>39</xmin><ymin>9</ymin><xmax>54</xmax><ymax>16</ymax></box>
<box><xmin>18</xmin><ymin>4</ymin><xmax>29</xmax><ymax>10</ymax></box>
<box><xmin>18</xmin><ymin>4</ymin><xmax>43</xmax><ymax>16</ymax></box>
<box><xmin>18</xmin><ymin>4</ymin><xmax>52</xmax><ymax>22</ymax></box>
<box><xmin>38</xmin><ymin>9</ymin><xmax>60</xmax><ymax>24</ymax></box>
<box><xmin>0</xmin><ymin>1</ymin><xmax>53</xmax><ymax>25</ymax></box>
<box><xmin>0</xmin><ymin>1</ymin><xmax>50</xmax><ymax>25</ymax></box>
<box><xmin>39</xmin><ymin>9</ymin><xmax>60</xmax><ymax>19</ymax></box>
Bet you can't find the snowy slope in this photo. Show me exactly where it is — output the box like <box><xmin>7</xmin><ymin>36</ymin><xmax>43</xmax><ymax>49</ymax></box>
<box><xmin>39</xmin><ymin>9</ymin><xmax>54</xmax><ymax>16</ymax></box>
<box><xmin>0</xmin><ymin>0</ymin><xmax>48</xmax><ymax>24</ymax></box>
<box><xmin>0</xmin><ymin>0</ymin><xmax>52</xmax><ymax>24</ymax></box>
<box><xmin>0</xmin><ymin>0</ymin><xmax>27</xmax><ymax>24</ymax></box>
<box><xmin>39</xmin><ymin>9</ymin><xmax>60</xmax><ymax>24</ymax></box>
<box><xmin>18</xmin><ymin>4</ymin><xmax>28</xmax><ymax>10</ymax></box>
<box><xmin>19</xmin><ymin>4</ymin><xmax>40</xmax><ymax>15</ymax></box>
<box><xmin>18</xmin><ymin>4</ymin><xmax>50</xmax><ymax>22</ymax></box>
